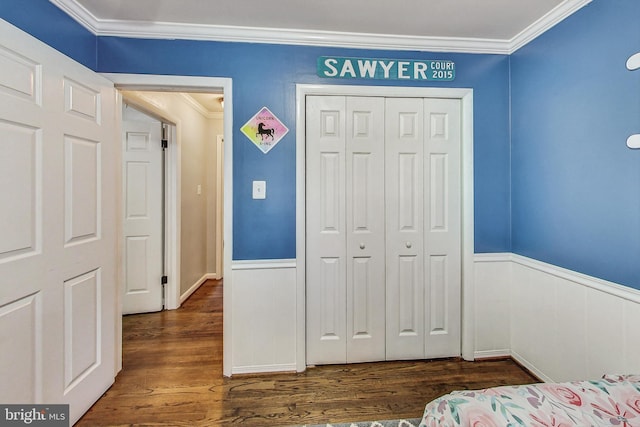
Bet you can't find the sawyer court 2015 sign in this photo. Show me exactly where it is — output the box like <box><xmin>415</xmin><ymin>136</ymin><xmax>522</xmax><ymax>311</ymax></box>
<box><xmin>317</xmin><ymin>56</ymin><xmax>455</xmax><ymax>82</ymax></box>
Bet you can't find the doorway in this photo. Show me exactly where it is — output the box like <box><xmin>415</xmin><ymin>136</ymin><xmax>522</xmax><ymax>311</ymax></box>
<box><xmin>103</xmin><ymin>73</ymin><xmax>234</xmax><ymax>376</ymax></box>
<box><xmin>295</xmin><ymin>84</ymin><xmax>476</xmax><ymax>370</ymax></box>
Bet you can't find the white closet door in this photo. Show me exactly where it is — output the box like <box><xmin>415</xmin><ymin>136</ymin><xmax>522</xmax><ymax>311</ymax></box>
<box><xmin>384</xmin><ymin>98</ymin><xmax>426</xmax><ymax>359</ymax></box>
<box><xmin>345</xmin><ymin>96</ymin><xmax>385</xmax><ymax>363</ymax></box>
<box><xmin>306</xmin><ymin>96</ymin><xmax>348</xmax><ymax>364</ymax></box>
<box><xmin>423</xmin><ymin>98</ymin><xmax>461</xmax><ymax>358</ymax></box>
<box><xmin>306</xmin><ymin>95</ymin><xmax>462</xmax><ymax>365</ymax></box>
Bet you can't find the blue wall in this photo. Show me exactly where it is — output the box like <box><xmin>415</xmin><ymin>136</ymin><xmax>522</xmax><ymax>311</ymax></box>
<box><xmin>0</xmin><ymin>0</ymin><xmax>96</xmax><ymax>69</ymax></box>
<box><xmin>13</xmin><ymin>1</ymin><xmax>638</xmax><ymax>288</ymax></box>
<box><xmin>97</xmin><ymin>38</ymin><xmax>512</xmax><ymax>259</ymax></box>
<box><xmin>511</xmin><ymin>0</ymin><xmax>640</xmax><ymax>289</ymax></box>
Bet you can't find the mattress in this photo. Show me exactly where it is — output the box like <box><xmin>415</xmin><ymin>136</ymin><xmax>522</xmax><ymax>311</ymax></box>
<box><xmin>420</xmin><ymin>374</ymin><xmax>640</xmax><ymax>426</ymax></box>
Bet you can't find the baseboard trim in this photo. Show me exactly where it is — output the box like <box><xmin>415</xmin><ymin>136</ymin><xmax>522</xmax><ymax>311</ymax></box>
<box><xmin>510</xmin><ymin>350</ymin><xmax>553</xmax><ymax>383</ymax></box>
<box><xmin>231</xmin><ymin>364</ymin><xmax>297</xmax><ymax>375</ymax></box>
<box><xmin>474</xmin><ymin>350</ymin><xmax>511</xmax><ymax>359</ymax></box>
<box><xmin>179</xmin><ymin>273</ymin><xmax>217</xmax><ymax>304</ymax></box>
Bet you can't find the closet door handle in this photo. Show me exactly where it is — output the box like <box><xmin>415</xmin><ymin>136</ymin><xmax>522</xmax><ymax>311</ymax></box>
<box><xmin>405</xmin><ymin>241</ymin><xmax>412</xmax><ymax>248</ymax></box>
<box><xmin>359</xmin><ymin>243</ymin><xmax>365</xmax><ymax>250</ymax></box>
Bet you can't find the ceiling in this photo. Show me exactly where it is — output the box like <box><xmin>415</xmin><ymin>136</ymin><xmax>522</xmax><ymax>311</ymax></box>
<box><xmin>52</xmin><ymin>0</ymin><xmax>593</xmax><ymax>54</ymax></box>
<box><xmin>188</xmin><ymin>92</ymin><xmax>224</xmax><ymax>113</ymax></box>
<box><xmin>123</xmin><ymin>91</ymin><xmax>224</xmax><ymax>114</ymax></box>
<box><xmin>50</xmin><ymin>0</ymin><xmax>592</xmax><ymax>114</ymax></box>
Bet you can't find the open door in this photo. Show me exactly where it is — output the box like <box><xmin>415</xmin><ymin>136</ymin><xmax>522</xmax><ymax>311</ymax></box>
<box><xmin>122</xmin><ymin>105</ymin><xmax>165</xmax><ymax>314</ymax></box>
<box><xmin>0</xmin><ymin>19</ymin><xmax>117</xmax><ymax>423</ymax></box>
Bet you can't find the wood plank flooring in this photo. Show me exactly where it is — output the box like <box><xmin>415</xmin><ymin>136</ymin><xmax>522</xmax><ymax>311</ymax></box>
<box><xmin>77</xmin><ymin>280</ymin><xmax>538</xmax><ymax>426</ymax></box>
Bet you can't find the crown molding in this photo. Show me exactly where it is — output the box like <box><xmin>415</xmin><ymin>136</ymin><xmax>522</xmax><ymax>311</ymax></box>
<box><xmin>49</xmin><ymin>0</ymin><xmax>98</xmax><ymax>32</ymax></box>
<box><xmin>180</xmin><ymin>94</ymin><xmax>223</xmax><ymax>120</ymax></box>
<box><xmin>508</xmin><ymin>0</ymin><xmax>592</xmax><ymax>54</ymax></box>
<box><xmin>50</xmin><ymin>0</ymin><xmax>591</xmax><ymax>55</ymax></box>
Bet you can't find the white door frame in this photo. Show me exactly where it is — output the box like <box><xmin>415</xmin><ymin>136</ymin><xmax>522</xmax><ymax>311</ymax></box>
<box><xmin>103</xmin><ymin>74</ymin><xmax>234</xmax><ymax>377</ymax></box>
<box><xmin>295</xmin><ymin>84</ymin><xmax>475</xmax><ymax>371</ymax></box>
<box><xmin>215</xmin><ymin>135</ymin><xmax>225</xmax><ymax>278</ymax></box>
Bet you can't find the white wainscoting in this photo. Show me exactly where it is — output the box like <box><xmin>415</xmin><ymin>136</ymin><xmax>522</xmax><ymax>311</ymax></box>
<box><xmin>474</xmin><ymin>253</ymin><xmax>640</xmax><ymax>383</ymax></box>
<box><xmin>473</xmin><ymin>253</ymin><xmax>512</xmax><ymax>359</ymax></box>
<box><xmin>228</xmin><ymin>254</ymin><xmax>640</xmax><ymax>379</ymax></box>
<box><xmin>230</xmin><ymin>259</ymin><xmax>298</xmax><ymax>374</ymax></box>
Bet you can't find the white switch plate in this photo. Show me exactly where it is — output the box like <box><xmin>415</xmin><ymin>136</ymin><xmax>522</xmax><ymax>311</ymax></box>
<box><xmin>253</xmin><ymin>180</ymin><xmax>266</xmax><ymax>199</ymax></box>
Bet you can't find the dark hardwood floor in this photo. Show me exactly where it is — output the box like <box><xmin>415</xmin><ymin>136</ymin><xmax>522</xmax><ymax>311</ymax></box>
<box><xmin>77</xmin><ymin>280</ymin><xmax>538</xmax><ymax>426</ymax></box>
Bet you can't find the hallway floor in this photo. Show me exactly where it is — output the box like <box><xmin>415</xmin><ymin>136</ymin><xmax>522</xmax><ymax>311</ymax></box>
<box><xmin>77</xmin><ymin>280</ymin><xmax>537</xmax><ymax>426</ymax></box>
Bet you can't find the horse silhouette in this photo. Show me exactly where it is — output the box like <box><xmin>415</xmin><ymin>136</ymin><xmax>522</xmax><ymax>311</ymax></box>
<box><xmin>257</xmin><ymin>122</ymin><xmax>275</xmax><ymax>141</ymax></box>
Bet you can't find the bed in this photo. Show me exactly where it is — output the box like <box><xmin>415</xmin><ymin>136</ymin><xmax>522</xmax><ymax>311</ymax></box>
<box><xmin>420</xmin><ymin>374</ymin><xmax>640</xmax><ymax>427</ymax></box>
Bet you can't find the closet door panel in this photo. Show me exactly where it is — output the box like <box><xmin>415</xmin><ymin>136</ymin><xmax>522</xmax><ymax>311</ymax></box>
<box><xmin>306</xmin><ymin>96</ymin><xmax>348</xmax><ymax>364</ymax></box>
<box><xmin>384</xmin><ymin>98</ymin><xmax>425</xmax><ymax>360</ymax></box>
<box><xmin>345</xmin><ymin>96</ymin><xmax>385</xmax><ymax>362</ymax></box>
<box><xmin>423</xmin><ymin>98</ymin><xmax>462</xmax><ymax>358</ymax></box>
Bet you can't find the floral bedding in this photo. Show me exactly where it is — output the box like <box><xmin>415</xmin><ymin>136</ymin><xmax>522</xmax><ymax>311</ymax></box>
<box><xmin>420</xmin><ymin>374</ymin><xmax>640</xmax><ymax>427</ymax></box>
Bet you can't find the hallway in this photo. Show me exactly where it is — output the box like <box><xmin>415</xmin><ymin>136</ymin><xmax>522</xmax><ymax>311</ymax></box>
<box><xmin>77</xmin><ymin>280</ymin><xmax>537</xmax><ymax>426</ymax></box>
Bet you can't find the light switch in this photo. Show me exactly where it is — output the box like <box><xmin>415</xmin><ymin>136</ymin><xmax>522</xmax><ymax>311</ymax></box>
<box><xmin>252</xmin><ymin>180</ymin><xmax>266</xmax><ymax>199</ymax></box>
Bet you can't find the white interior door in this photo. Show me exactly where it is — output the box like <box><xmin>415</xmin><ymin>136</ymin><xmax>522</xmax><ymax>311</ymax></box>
<box><xmin>0</xmin><ymin>20</ymin><xmax>117</xmax><ymax>424</ymax></box>
<box><xmin>122</xmin><ymin>106</ymin><xmax>164</xmax><ymax>314</ymax></box>
<box><xmin>306</xmin><ymin>94</ymin><xmax>461</xmax><ymax>365</ymax></box>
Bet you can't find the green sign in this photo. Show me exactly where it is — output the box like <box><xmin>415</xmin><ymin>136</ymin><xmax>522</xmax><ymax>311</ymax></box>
<box><xmin>317</xmin><ymin>56</ymin><xmax>455</xmax><ymax>81</ymax></box>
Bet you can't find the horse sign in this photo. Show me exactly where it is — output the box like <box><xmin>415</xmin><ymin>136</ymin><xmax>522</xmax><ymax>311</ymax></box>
<box><xmin>241</xmin><ymin>106</ymin><xmax>289</xmax><ymax>154</ymax></box>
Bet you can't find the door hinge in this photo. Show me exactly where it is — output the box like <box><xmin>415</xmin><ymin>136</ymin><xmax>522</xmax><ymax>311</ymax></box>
<box><xmin>161</xmin><ymin>123</ymin><xmax>169</xmax><ymax>150</ymax></box>
<box><xmin>160</xmin><ymin>276</ymin><xmax>166</xmax><ymax>311</ymax></box>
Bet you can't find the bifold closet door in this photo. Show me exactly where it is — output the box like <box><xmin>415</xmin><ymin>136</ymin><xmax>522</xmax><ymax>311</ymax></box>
<box><xmin>384</xmin><ymin>97</ymin><xmax>462</xmax><ymax>359</ymax></box>
<box><xmin>306</xmin><ymin>95</ymin><xmax>462</xmax><ymax>365</ymax></box>
<box><xmin>306</xmin><ymin>95</ymin><xmax>386</xmax><ymax>365</ymax></box>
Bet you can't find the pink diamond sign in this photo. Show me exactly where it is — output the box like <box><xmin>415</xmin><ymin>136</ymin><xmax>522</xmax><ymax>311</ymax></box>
<box><xmin>241</xmin><ymin>107</ymin><xmax>289</xmax><ymax>154</ymax></box>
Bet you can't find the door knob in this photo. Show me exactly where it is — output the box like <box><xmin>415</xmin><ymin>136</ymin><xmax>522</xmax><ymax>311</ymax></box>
<box><xmin>405</xmin><ymin>241</ymin><xmax>412</xmax><ymax>248</ymax></box>
<box><xmin>359</xmin><ymin>243</ymin><xmax>365</xmax><ymax>250</ymax></box>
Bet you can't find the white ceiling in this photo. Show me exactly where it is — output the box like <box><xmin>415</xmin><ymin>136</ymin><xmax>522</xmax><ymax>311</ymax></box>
<box><xmin>52</xmin><ymin>0</ymin><xmax>593</xmax><ymax>54</ymax></box>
